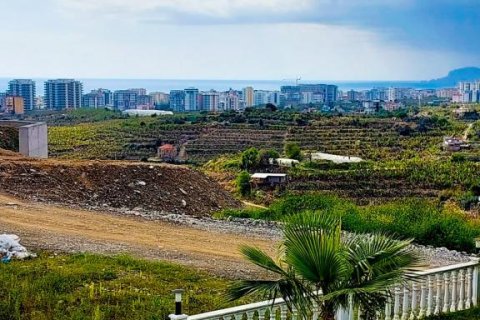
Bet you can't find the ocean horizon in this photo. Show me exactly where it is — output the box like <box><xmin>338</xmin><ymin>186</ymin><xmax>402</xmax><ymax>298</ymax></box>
<box><xmin>0</xmin><ymin>78</ymin><xmax>445</xmax><ymax>93</ymax></box>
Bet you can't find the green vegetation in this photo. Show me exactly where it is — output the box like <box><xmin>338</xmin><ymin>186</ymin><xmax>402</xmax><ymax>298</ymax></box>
<box><xmin>284</xmin><ymin>142</ymin><xmax>302</xmax><ymax>161</ymax></box>
<box><xmin>216</xmin><ymin>194</ymin><xmax>480</xmax><ymax>252</ymax></box>
<box><xmin>0</xmin><ymin>253</ymin><xmax>232</xmax><ymax>320</ymax></box>
<box><xmin>236</xmin><ymin>171</ymin><xmax>252</xmax><ymax>197</ymax></box>
<box><xmin>425</xmin><ymin>307</ymin><xmax>480</xmax><ymax>319</ymax></box>
<box><xmin>229</xmin><ymin>211</ymin><xmax>420</xmax><ymax>320</ymax></box>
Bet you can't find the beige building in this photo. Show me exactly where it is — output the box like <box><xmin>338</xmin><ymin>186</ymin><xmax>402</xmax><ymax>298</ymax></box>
<box><xmin>5</xmin><ymin>96</ymin><xmax>25</xmax><ymax>114</ymax></box>
<box><xmin>243</xmin><ymin>87</ymin><xmax>254</xmax><ymax>107</ymax></box>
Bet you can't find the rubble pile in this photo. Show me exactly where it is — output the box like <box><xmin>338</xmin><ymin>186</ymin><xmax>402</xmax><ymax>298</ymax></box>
<box><xmin>0</xmin><ymin>157</ymin><xmax>240</xmax><ymax>216</ymax></box>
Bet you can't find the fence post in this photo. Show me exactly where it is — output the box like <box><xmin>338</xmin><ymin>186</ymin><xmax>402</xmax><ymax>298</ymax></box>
<box><xmin>169</xmin><ymin>289</ymin><xmax>188</xmax><ymax>320</ymax></box>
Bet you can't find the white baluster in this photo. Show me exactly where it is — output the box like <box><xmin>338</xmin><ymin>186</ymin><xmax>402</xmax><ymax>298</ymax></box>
<box><xmin>258</xmin><ymin>309</ymin><xmax>266</xmax><ymax>320</ymax></box>
<box><xmin>247</xmin><ymin>311</ymin><xmax>255</xmax><ymax>320</ymax></box>
<box><xmin>409</xmin><ymin>282</ymin><xmax>418</xmax><ymax>320</ymax></box>
<box><xmin>426</xmin><ymin>276</ymin><xmax>434</xmax><ymax>317</ymax></box>
<box><xmin>280</xmin><ymin>305</ymin><xmax>288</xmax><ymax>320</ymax></box>
<box><xmin>393</xmin><ymin>286</ymin><xmax>401</xmax><ymax>320</ymax></box>
<box><xmin>458</xmin><ymin>269</ymin><xmax>465</xmax><ymax>311</ymax></box>
<box><xmin>270</xmin><ymin>307</ymin><xmax>277</xmax><ymax>320</ymax></box>
<box><xmin>348</xmin><ymin>294</ymin><xmax>354</xmax><ymax>320</ymax></box>
<box><xmin>234</xmin><ymin>313</ymin><xmax>243</xmax><ymax>320</ymax></box>
<box><xmin>442</xmin><ymin>272</ymin><xmax>450</xmax><ymax>313</ymax></box>
<box><xmin>312</xmin><ymin>302</ymin><xmax>319</xmax><ymax>320</ymax></box>
<box><xmin>401</xmin><ymin>285</ymin><xmax>409</xmax><ymax>320</ymax></box>
<box><xmin>419</xmin><ymin>279</ymin><xmax>427</xmax><ymax>318</ymax></box>
<box><xmin>450</xmin><ymin>271</ymin><xmax>457</xmax><ymax>312</ymax></box>
<box><xmin>434</xmin><ymin>274</ymin><xmax>442</xmax><ymax>315</ymax></box>
<box><xmin>385</xmin><ymin>296</ymin><xmax>392</xmax><ymax>320</ymax></box>
<box><xmin>292</xmin><ymin>307</ymin><xmax>298</xmax><ymax>320</ymax></box>
<box><xmin>473</xmin><ymin>266</ymin><xmax>479</xmax><ymax>307</ymax></box>
<box><xmin>466</xmin><ymin>267</ymin><xmax>473</xmax><ymax>309</ymax></box>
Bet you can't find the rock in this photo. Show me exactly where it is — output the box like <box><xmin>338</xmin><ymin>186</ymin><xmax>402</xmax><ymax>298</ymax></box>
<box><xmin>136</xmin><ymin>180</ymin><xmax>147</xmax><ymax>186</ymax></box>
<box><xmin>181</xmin><ymin>200</ymin><xmax>187</xmax><ymax>207</ymax></box>
<box><xmin>179</xmin><ymin>188</ymin><xmax>188</xmax><ymax>195</ymax></box>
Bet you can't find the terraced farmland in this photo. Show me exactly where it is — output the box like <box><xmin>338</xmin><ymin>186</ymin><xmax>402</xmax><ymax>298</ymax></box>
<box><xmin>48</xmin><ymin>116</ymin><xmax>455</xmax><ymax>163</ymax></box>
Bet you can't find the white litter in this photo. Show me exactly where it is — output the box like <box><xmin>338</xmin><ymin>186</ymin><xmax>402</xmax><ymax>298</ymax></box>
<box><xmin>0</xmin><ymin>234</ymin><xmax>36</xmax><ymax>261</ymax></box>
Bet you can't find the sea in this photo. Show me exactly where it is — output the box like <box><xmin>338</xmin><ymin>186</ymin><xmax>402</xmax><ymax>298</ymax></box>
<box><xmin>0</xmin><ymin>78</ymin><xmax>442</xmax><ymax>93</ymax></box>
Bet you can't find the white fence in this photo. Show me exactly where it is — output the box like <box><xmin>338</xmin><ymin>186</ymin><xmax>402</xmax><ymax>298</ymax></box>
<box><xmin>180</xmin><ymin>259</ymin><xmax>479</xmax><ymax>320</ymax></box>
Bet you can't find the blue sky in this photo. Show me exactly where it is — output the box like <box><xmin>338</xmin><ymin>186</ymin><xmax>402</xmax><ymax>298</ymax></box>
<box><xmin>0</xmin><ymin>0</ymin><xmax>478</xmax><ymax>80</ymax></box>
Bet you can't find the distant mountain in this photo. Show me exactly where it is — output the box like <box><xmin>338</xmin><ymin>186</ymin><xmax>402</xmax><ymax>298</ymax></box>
<box><xmin>425</xmin><ymin>67</ymin><xmax>480</xmax><ymax>87</ymax></box>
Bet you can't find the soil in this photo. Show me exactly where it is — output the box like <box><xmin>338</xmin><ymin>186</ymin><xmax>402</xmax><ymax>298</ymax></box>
<box><xmin>0</xmin><ymin>151</ymin><xmax>241</xmax><ymax>217</ymax></box>
<box><xmin>0</xmin><ymin>193</ymin><xmax>276</xmax><ymax>279</ymax></box>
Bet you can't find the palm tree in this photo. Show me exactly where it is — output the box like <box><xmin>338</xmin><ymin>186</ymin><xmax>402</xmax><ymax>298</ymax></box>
<box><xmin>228</xmin><ymin>211</ymin><xmax>421</xmax><ymax>320</ymax></box>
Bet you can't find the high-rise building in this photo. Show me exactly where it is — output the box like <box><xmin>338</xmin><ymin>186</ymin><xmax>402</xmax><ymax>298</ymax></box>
<box><xmin>169</xmin><ymin>90</ymin><xmax>186</xmax><ymax>112</ymax></box>
<box><xmin>150</xmin><ymin>92</ymin><xmax>170</xmax><ymax>107</ymax></box>
<box><xmin>83</xmin><ymin>89</ymin><xmax>112</xmax><ymax>108</ymax></box>
<box><xmin>199</xmin><ymin>91</ymin><xmax>220</xmax><ymax>112</ymax></box>
<box><xmin>44</xmin><ymin>79</ymin><xmax>83</xmax><ymax>110</ymax></box>
<box><xmin>137</xmin><ymin>95</ymin><xmax>154</xmax><ymax>110</ymax></box>
<box><xmin>113</xmin><ymin>90</ymin><xmax>137</xmax><ymax>110</ymax></box>
<box><xmin>184</xmin><ymin>88</ymin><xmax>199</xmax><ymax>111</ymax></box>
<box><xmin>458</xmin><ymin>81</ymin><xmax>480</xmax><ymax>103</ymax></box>
<box><xmin>8</xmin><ymin>79</ymin><xmax>36</xmax><ymax>111</ymax></box>
<box><xmin>128</xmin><ymin>88</ymin><xmax>147</xmax><ymax>96</ymax></box>
<box><xmin>243</xmin><ymin>87</ymin><xmax>255</xmax><ymax>107</ymax></box>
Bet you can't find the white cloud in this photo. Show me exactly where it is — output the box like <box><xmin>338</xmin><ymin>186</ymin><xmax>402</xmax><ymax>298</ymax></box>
<box><xmin>56</xmin><ymin>0</ymin><xmax>313</xmax><ymax>18</ymax></box>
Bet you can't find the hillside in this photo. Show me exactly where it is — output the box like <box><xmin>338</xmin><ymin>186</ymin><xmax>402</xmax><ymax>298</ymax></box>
<box><xmin>0</xmin><ymin>152</ymin><xmax>240</xmax><ymax>216</ymax></box>
<box><xmin>426</xmin><ymin>67</ymin><xmax>480</xmax><ymax>87</ymax></box>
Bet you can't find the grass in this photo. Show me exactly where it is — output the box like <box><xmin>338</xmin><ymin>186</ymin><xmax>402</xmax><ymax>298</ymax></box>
<box><xmin>0</xmin><ymin>252</ymin><xmax>233</xmax><ymax>320</ymax></box>
<box><xmin>425</xmin><ymin>307</ymin><xmax>480</xmax><ymax>319</ymax></box>
<box><xmin>215</xmin><ymin>194</ymin><xmax>480</xmax><ymax>252</ymax></box>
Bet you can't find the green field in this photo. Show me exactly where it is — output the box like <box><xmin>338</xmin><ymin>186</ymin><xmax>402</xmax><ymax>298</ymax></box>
<box><xmin>0</xmin><ymin>253</ymin><xmax>233</xmax><ymax>320</ymax></box>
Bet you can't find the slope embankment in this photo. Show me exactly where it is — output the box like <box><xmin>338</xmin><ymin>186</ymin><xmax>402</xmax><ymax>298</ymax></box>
<box><xmin>0</xmin><ymin>151</ymin><xmax>240</xmax><ymax>216</ymax></box>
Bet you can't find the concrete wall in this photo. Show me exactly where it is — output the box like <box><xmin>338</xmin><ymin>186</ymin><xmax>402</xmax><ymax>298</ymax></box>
<box><xmin>0</xmin><ymin>121</ymin><xmax>48</xmax><ymax>158</ymax></box>
<box><xmin>19</xmin><ymin>123</ymin><xmax>48</xmax><ymax>158</ymax></box>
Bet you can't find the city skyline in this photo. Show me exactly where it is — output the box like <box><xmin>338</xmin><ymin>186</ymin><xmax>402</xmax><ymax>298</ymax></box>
<box><xmin>0</xmin><ymin>1</ymin><xmax>479</xmax><ymax>80</ymax></box>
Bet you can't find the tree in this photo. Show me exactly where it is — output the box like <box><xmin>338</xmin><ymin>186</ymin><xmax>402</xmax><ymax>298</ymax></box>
<box><xmin>241</xmin><ymin>147</ymin><xmax>260</xmax><ymax>170</ymax></box>
<box><xmin>228</xmin><ymin>211</ymin><xmax>420</xmax><ymax>320</ymax></box>
<box><xmin>236</xmin><ymin>171</ymin><xmax>251</xmax><ymax>197</ymax></box>
<box><xmin>258</xmin><ymin>149</ymin><xmax>280</xmax><ymax>166</ymax></box>
<box><xmin>284</xmin><ymin>142</ymin><xmax>303</xmax><ymax>161</ymax></box>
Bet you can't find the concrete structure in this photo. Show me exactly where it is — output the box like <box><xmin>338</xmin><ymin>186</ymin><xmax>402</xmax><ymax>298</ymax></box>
<box><xmin>8</xmin><ymin>79</ymin><xmax>36</xmax><ymax>111</ymax></box>
<box><xmin>44</xmin><ymin>79</ymin><xmax>83</xmax><ymax>110</ymax></box>
<box><xmin>0</xmin><ymin>121</ymin><xmax>48</xmax><ymax>158</ymax></box>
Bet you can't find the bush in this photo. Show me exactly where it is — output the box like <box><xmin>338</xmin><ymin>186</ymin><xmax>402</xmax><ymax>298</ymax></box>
<box><xmin>217</xmin><ymin>193</ymin><xmax>480</xmax><ymax>252</ymax></box>
<box><xmin>236</xmin><ymin>171</ymin><xmax>252</xmax><ymax>197</ymax></box>
<box><xmin>241</xmin><ymin>148</ymin><xmax>260</xmax><ymax>170</ymax></box>
<box><xmin>284</xmin><ymin>142</ymin><xmax>303</xmax><ymax>161</ymax></box>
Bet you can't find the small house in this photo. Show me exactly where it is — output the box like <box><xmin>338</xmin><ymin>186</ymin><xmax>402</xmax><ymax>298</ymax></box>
<box><xmin>251</xmin><ymin>173</ymin><xmax>288</xmax><ymax>187</ymax></box>
<box><xmin>443</xmin><ymin>137</ymin><xmax>470</xmax><ymax>152</ymax></box>
<box><xmin>158</xmin><ymin>144</ymin><xmax>178</xmax><ymax>161</ymax></box>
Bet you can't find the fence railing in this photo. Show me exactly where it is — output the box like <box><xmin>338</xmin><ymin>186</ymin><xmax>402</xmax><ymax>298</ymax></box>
<box><xmin>171</xmin><ymin>259</ymin><xmax>479</xmax><ymax>320</ymax></box>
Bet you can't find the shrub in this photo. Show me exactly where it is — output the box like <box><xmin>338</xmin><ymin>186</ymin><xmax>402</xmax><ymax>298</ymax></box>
<box><xmin>284</xmin><ymin>142</ymin><xmax>303</xmax><ymax>161</ymax></box>
<box><xmin>236</xmin><ymin>171</ymin><xmax>252</xmax><ymax>197</ymax></box>
<box><xmin>241</xmin><ymin>148</ymin><xmax>260</xmax><ymax>170</ymax></box>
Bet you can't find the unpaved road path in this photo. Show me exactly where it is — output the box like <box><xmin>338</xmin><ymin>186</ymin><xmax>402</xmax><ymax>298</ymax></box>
<box><xmin>0</xmin><ymin>193</ymin><xmax>277</xmax><ymax>279</ymax></box>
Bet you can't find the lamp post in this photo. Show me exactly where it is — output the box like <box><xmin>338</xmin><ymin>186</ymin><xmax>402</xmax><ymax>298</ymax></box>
<box><xmin>169</xmin><ymin>289</ymin><xmax>188</xmax><ymax>320</ymax></box>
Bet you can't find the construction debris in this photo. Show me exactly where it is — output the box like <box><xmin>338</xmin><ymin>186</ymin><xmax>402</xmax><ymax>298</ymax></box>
<box><xmin>0</xmin><ymin>234</ymin><xmax>36</xmax><ymax>261</ymax></box>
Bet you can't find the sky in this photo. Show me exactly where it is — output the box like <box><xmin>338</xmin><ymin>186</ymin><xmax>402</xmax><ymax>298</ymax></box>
<box><xmin>0</xmin><ymin>0</ymin><xmax>479</xmax><ymax>81</ymax></box>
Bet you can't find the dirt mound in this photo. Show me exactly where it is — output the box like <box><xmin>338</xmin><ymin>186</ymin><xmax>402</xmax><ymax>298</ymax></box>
<box><xmin>0</xmin><ymin>159</ymin><xmax>240</xmax><ymax>216</ymax></box>
<box><xmin>0</xmin><ymin>148</ymin><xmax>20</xmax><ymax>157</ymax></box>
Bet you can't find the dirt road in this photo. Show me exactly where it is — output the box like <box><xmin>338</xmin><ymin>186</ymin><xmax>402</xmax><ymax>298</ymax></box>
<box><xmin>0</xmin><ymin>193</ymin><xmax>277</xmax><ymax>279</ymax></box>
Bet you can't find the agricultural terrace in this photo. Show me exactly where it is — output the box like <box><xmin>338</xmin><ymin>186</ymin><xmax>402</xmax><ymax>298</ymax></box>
<box><xmin>47</xmin><ymin>108</ymin><xmax>472</xmax><ymax>163</ymax></box>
